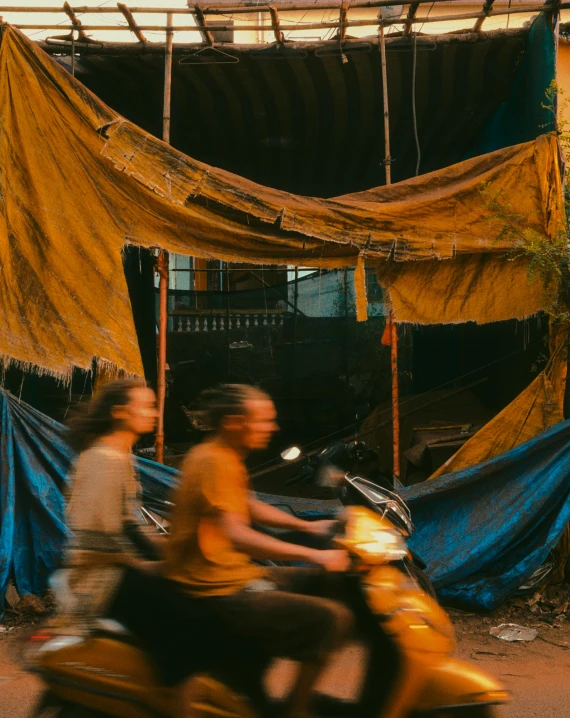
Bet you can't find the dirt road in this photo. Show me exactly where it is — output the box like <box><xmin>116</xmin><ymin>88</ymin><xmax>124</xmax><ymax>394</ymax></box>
<box><xmin>1</xmin><ymin>611</ymin><xmax>568</xmax><ymax>717</ymax></box>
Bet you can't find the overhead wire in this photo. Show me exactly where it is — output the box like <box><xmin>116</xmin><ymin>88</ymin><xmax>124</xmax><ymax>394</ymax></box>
<box><xmin>418</xmin><ymin>1</ymin><xmax>435</xmax><ymax>35</ymax></box>
<box><xmin>412</xmin><ymin>31</ymin><xmax>421</xmax><ymax>176</ymax></box>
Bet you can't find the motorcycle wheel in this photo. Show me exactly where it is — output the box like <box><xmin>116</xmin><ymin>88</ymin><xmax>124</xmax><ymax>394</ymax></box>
<box><xmin>401</xmin><ymin>561</ymin><xmax>437</xmax><ymax>599</ymax></box>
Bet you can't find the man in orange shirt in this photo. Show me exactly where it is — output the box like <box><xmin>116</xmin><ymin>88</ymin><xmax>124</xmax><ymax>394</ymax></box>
<box><xmin>165</xmin><ymin>384</ymin><xmax>353</xmax><ymax>718</ymax></box>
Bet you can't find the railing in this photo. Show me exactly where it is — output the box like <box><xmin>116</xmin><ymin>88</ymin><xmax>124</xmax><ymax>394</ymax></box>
<box><xmin>171</xmin><ymin>308</ymin><xmax>287</xmax><ymax>332</ymax></box>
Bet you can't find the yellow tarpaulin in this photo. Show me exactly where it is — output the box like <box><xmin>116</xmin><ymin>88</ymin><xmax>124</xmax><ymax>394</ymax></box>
<box><xmin>0</xmin><ymin>26</ymin><xmax>564</xmax><ymax>378</ymax></box>
<box><xmin>428</xmin><ymin>326</ymin><xmax>570</xmax><ymax>577</ymax></box>
<box><xmin>430</xmin><ymin>324</ymin><xmax>568</xmax><ymax>479</ymax></box>
<box><xmin>376</xmin><ymin>255</ymin><xmax>553</xmax><ymax>325</ymax></box>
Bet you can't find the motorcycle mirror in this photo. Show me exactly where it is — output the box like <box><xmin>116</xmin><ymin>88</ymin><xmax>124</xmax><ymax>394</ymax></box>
<box><xmin>281</xmin><ymin>446</ymin><xmax>302</xmax><ymax>462</ymax></box>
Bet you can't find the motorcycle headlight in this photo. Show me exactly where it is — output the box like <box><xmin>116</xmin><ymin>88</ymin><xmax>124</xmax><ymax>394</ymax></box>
<box><xmin>355</xmin><ymin>529</ymin><xmax>408</xmax><ymax>560</ymax></box>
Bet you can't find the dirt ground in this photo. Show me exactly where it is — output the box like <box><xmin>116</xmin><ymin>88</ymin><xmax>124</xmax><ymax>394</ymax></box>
<box><xmin>0</xmin><ymin>586</ymin><xmax>568</xmax><ymax>717</ymax></box>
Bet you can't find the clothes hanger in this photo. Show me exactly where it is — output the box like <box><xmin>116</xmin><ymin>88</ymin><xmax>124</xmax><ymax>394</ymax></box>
<box><xmin>179</xmin><ymin>45</ymin><xmax>239</xmax><ymax>65</ymax></box>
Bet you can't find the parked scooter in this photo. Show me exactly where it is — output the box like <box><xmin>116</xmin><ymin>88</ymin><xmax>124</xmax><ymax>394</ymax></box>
<box><xmin>22</xmin><ymin>459</ymin><xmax>509</xmax><ymax>718</ymax></box>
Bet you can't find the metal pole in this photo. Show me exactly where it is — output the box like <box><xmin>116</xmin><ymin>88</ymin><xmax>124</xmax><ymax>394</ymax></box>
<box><xmin>390</xmin><ymin>315</ymin><xmax>401</xmax><ymax>483</ymax></box>
<box><xmin>292</xmin><ymin>266</ymin><xmax>299</xmax><ymax>393</ymax></box>
<box><xmin>379</xmin><ymin>18</ymin><xmax>400</xmax><ymax>485</ymax></box>
<box><xmin>155</xmin><ymin>11</ymin><xmax>173</xmax><ymax>464</ymax></box>
<box><xmin>226</xmin><ymin>262</ymin><xmax>231</xmax><ymax>379</ymax></box>
<box><xmin>343</xmin><ymin>267</ymin><xmax>350</xmax><ymax>384</ymax></box>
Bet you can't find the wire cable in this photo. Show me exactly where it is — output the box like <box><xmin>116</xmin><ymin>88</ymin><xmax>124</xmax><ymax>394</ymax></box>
<box><xmin>412</xmin><ymin>32</ymin><xmax>421</xmax><ymax>176</ymax></box>
<box><xmin>418</xmin><ymin>2</ymin><xmax>435</xmax><ymax>35</ymax></box>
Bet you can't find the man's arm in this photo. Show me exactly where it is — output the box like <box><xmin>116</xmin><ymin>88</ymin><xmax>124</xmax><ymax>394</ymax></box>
<box><xmin>248</xmin><ymin>497</ymin><xmax>309</xmax><ymax>531</ymax></box>
<box><xmin>221</xmin><ymin>511</ymin><xmax>349</xmax><ymax>572</ymax></box>
<box><xmin>248</xmin><ymin>496</ymin><xmax>337</xmax><ymax>537</ymax></box>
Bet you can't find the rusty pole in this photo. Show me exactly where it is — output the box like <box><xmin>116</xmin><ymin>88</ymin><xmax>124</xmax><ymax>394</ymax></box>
<box><xmin>390</xmin><ymin>315</ymin><xmax>400</xmax><ymax>482</ymax></box>
<box><xmin>155</xmin><ymin>12</ymin><xmax>173</xmax><ymax>464</ymax></box>
<box><xmin>379</xmin><ymin>18</ymin><xmax>401</xmax><ymax>484</ymax></box>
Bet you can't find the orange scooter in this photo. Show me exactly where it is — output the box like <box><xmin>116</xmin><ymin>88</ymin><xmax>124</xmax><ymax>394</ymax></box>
<box><xmin>23</xmin><ymin>472</ymin><xmax>509</xmax><ymax>718</ymax></box>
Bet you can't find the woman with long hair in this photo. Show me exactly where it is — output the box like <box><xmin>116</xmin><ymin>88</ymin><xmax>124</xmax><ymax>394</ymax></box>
<box><xmin>61</xmin><ymin>378</ymin><xmax>160</xmax><ymax>629</ymax></box>
<box><xmin>59</xmin><ymin>380</ymin><xmax>276</xmax><ymax>717</ymax></box>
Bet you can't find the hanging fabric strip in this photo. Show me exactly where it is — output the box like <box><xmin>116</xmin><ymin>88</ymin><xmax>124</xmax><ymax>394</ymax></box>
<box><xmin>354</xmin><ymin>254</ymin><xmax>368</xmax><ymax>322</ymax></box>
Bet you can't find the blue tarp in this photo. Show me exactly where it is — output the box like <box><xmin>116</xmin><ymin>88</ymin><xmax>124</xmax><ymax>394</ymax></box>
<box><xmin>1</xmin><ymin>388</ymin><xmax>569</xmax><ymax>611</ymax></box>
<box><xmin>0</xmin><ymin>389</ymin><xmax>178</xmax><ymax>601</ymax></box>
<box><xmin>401</xmin><ymin>421</ymin><xmax>570</xmax><ymax>611</ymax></box>
<box><xmin>468</xmin><ymin>13</ymin><xmax>557</xmax><ymax>157</ymax></box>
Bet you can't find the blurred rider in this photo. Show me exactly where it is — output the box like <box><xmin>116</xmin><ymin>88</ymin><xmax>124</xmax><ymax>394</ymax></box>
<box><xmin>165</xmin><ymin>384</ymin><xmax>354</xmax><ymax>718</ymax></box>
<box><xmin>63</xmin><ymin>379</ymin><xmax>161</xmax><ymax>629</ymax></box>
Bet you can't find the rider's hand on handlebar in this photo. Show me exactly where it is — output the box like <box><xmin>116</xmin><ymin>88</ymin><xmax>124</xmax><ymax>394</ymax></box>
<box><xmin>314</xmin><ymin>549</ymin><xmax>351</xmax><ymax>573</ymax></box>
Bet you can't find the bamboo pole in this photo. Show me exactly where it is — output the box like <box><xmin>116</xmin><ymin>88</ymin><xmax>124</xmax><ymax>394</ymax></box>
<box><xmin>379</xmin><ymin>19</ymin><xmax>400</xmax><ymax>486</ymax></box>
<box><xmin>5</xmin><ymin>2</ymin><xmax>567</xmax><ymax>34</ymax></box>
<box><xmin>0</xmin><ymin>0</ymin><xmax>486</xmax><ymax>15</ymax></box>
<box><xmin>379</xmin><ymin>22</ymin><xmax>391</xmax><ymax>184</ymax></box>
<box><xmin>473</xmin><ymin>0</ymin><xmax>495</xmax><ymax>32</ymax></box>
<box><xmin>5</xmin><ymin>8</ymin><xmax>556</xmax><ymax>33</ymax></box>
<box><xmin>0</xmin><ymin>0</ymin><xmax>550</xmax><ymax>14</ymax></box>
<box><xmin>155</xmin><ymin>11</ymin><xmax>173</xmax><ymax>465</ymax></box>
<box><xmin>38</xmin><ymin>27</ymin><xmax>526</xmax><ymax>54</ymax></box>
<box><xmin>162</xmin><ymin>13</ymin><xmax>173</xmax><ymax>142</ymax></box>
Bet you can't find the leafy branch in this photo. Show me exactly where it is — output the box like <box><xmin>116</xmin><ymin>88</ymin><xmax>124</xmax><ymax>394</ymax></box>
<box><xmin>479</xmin><ymin>81</ymin><xmax>570</xmax><ymax>325</ymax></box>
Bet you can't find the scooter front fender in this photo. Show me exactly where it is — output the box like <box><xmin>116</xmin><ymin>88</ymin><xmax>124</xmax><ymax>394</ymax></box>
<box><xmin>414</xmin><ymin>657</ymin><xmax>510</xmax><ymax>712</ymax></box>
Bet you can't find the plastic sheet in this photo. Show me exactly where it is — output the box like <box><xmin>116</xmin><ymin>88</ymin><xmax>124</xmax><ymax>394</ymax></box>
<box><xmin>402</xmin><ymin>419</ymin><xmax>570</xmax><ymax>611</ymax></box>
<box><xmin>2</xmin><ymin>386</ymin><xmax>569</xmax><ymax>611</ymax></box>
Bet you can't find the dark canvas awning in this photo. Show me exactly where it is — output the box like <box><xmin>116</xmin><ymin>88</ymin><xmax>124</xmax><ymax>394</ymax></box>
<box><xmin>44</xmin><ymin>28</ymin><xmax>530</xmax><ymax>197</ymax></box>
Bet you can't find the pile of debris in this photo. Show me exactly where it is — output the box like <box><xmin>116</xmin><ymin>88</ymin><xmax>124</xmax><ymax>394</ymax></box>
<box><xmin>450</xmin><ymin>581</ymin><xmax>569</xmax><ymax>653</ymax></box>
<box><xmin>0</xmin><ymin>582</ymin><xmax>53</xmax><ymax>635</ymax></box>
<box><xmin>517</xmin><ymin>583</ymin><xmax>570</xmax><ymax>623</ymax></box>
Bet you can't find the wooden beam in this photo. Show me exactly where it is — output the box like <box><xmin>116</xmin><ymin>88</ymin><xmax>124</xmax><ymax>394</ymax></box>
<box><xmin>11</xmin><ymin>4</ymin><xmax>564</xmax><ymax>34</ymax></box>
<box><xmin>473</xmin><ymin>0</ymin><xmax>495</xmax><ymax>32</ymax></box>
<box><xmin>63</xmin><ymin>0</ymin><xmax>88</xmax><ymax>41</ymax></box>
<box><xmin>37</xmin><ymin>28</ymin><xmax>525</xmax><ymax>55</ymax></box>
<box><xmin>191</xmin><ymin>3</ymin><xmax>215</xmax><ymax>45</ymax></box>
<box><xmin>338</xmin><ymin>0</ymin><xmax>349</xmax><ymax>42</ymax></box>
<box><xmin>7</xmin><ymin>1</ymin><xmax>566</xmax><ymax>35</ymax></box>
<box><xmin>268</xmin><ymin>4</ymin><xmax>284</xmax><ymax>45</ymax></box>
<box><xmin>403</xmin><ymin>2</ymin><xmax>420</xmax><ymax>37</ymax></box>
<box><xmin>117</xmin><ymin>2</ymin><xmax>147</xmax><ymax>43</ymax></box>
<box><xmin>0</xmin><ymin>1</ymin><xmax>472</xmax><ymax>15</ymax></box>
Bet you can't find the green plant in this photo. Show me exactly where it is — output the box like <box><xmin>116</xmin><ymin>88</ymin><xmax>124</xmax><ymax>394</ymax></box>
<box><xmin>480</xmin><ymin>81</ymin><xmax>570</xmax><ymax>325</ymax></box>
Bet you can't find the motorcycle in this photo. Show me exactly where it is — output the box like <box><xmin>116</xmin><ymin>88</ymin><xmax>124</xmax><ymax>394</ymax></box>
<box><xmin>22</xmin><ymin>458</ymin><xmax>509</xmax><ymax>718</ymax></box>
<box><xmin>274</xmin><ymin>442</ymin><xmax>433</xmax><ymax>596</ymax></box>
